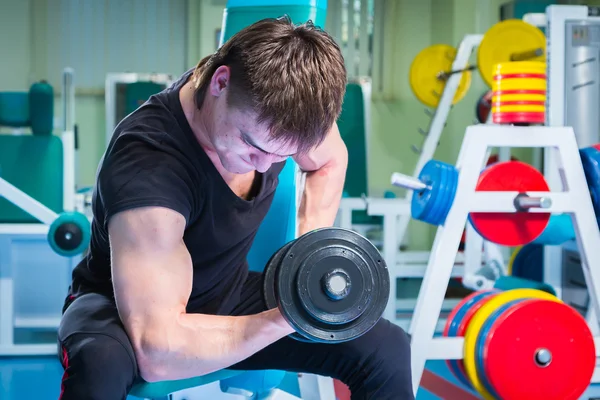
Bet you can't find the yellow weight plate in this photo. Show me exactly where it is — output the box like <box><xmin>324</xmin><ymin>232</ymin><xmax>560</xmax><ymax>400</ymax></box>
<box><xmin>409</xmin><ymin>44</ymin><xmax>472</xmax><ymax>108</ymax></box>
<box><xmin>478</xmin><ymin>20</ymin><xmax>546</xmax><ymax>88</ymax></box>
<box><xmin>507</xmin><ymin>246</ymin><xmax>522</xmax><ymax>275</ymax></box>
<box><xmin>463</xmin><ymin>288</ymin><xmax>561</xmax><ymax>400</ymax></box>
<box><xmin>492</xmin><ymin>93</ymin><xmax>546</xmax><ymax>102</ymax></box>
<box><xmin>492</xmin><ymin>79</ymin><xmax>547</xmax><ymax>91</ymax></box>
<box><xmin>492</xmin><ymin>104</ymin><xmax>545</xmax><ymax>113</ymax></box>
<box><xmin>494</xmin><ymin>61</ymin><xmax>546</xmax><ymax>75</ymax></box>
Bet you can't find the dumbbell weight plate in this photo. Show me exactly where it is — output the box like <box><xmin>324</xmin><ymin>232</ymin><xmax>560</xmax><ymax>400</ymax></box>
<box><xmin>272</xmin><ymin>227</ymin><xmax>389</xmax><ymax>343</ymax></box>
<box><xmin>263</xmin><ymin>240</ymin><xmax>310</xmax><ymax>342</ymax></box>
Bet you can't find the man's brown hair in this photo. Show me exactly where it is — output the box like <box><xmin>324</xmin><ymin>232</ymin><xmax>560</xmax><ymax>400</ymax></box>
<box><xmin>192</xmin><ymin>16</ymin><xmax>347</xmax><ymax>154</ymax></box>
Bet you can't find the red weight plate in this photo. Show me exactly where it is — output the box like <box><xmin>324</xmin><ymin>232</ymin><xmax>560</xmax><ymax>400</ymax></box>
<box><xmin>492</xmin><ymin>112</ymin><xmax>545</xmax><ymax>124</ymax></box>
<box><xmin>492</xmin><ymin>90</ymin><xmax>546</xmax><ymax>96</ymax></box>
<box><xmin>484</xmin><ymin>299</ymin><xmax>595</xmax><ymax>400</ymax></box>
<box><xmin>493</xmin><ymin>73</ymin><xmax>547</xmax><ymax>80</ymax></box>
<box><xmin>593</xmin><ymin>144</ymin><xmax>600</xmax><ymax>152</ymax></box>
<box><xmin>492</xmin><ymin>101</ymin><xmax>545</xmax><ymax>106</ymax></box>
<box><xmin>470</xmin><ymin>161</ymin><xmax>550</xmax><ymax>246</ymax></box>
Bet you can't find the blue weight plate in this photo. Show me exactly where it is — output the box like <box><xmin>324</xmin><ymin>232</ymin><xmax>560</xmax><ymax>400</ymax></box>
<box><xmin>511</xmin><ymin>243</ymin><xmax>544</xmax><ymax>282</ymax></box>
<box><xmin>424</xmin><ymin>163</ymin><xmax>450</xmax><ymax>225</ymax></box>
<box><xmin>445</xmin><ymin>290</ymin><xmax>499</xmax><ymax>388</ymax></box>
<box><xmin>412</xmin><ymin>160</ymin><xmax>457</xmax><ymax>225</ymax></box>
<box><xmin>580</xmin><ymin>146</ymin><xmax>600</xmax><ymax>216</ymax></box>
<box><xmin>414</xmin><ymin>160</ymin><xmax>446</xmax><ymax>221</ymax></box>
<box><xmin>475</xmin><ymin>298</ymin><xmax>526</xmax><ymax>399</ymax></box>
<box><xmin>440</xmin><ymin>164</ymin><xmax>459</xmax><ymax>225</ymax></box>
<box><xmin>430</xmin><ymin>163</ymin><xmax>455</xmax><ymax>225</ymax></box>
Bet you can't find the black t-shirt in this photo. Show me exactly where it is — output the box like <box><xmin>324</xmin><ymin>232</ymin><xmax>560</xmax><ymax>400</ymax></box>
<box><xmin>68</xmin><ymin>69</ymin><xmax>286</xmax><ymax>315</ymax></box>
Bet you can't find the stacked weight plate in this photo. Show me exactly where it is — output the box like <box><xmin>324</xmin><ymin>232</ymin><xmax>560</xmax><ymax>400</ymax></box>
<box><xmin>443</xmin><ymin>288</ymin><xmax>595</xmax><ymax>400</ymax></box>
<box><xmin>491</xmin><ymin>61</ymin><xmax>547</xmax><ymax>124</ymax></box>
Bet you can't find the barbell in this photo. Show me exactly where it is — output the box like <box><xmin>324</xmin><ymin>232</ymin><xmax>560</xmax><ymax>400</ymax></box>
<box><xmin>262</xmin><ymin>227</ymin><xmax>390</xmax><ymax>343</ymax></box>
<box><xmin>410</xmin><ymin>19</ymin><xmax>546</xmax><ymax>108</ymax></box>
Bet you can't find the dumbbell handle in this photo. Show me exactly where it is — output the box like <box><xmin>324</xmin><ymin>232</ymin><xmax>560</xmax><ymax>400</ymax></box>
<box><xmin>391</xmin><ymin>173</ymin><xmax>430</xmax><ymax>191</ymax></box>
<box><xmin>514</xmin><ymin>194</ymin><xmax>552</xmax><ymax>211</ymax></box>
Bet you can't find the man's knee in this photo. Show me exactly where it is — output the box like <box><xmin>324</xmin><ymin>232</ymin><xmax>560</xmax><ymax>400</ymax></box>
<box><xmin>60</xmin><ymin>333</ymin><xmax>137</xmax><ymax>400</ymax></box>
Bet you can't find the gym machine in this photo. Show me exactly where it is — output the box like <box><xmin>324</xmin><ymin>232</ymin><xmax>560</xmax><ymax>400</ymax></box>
<box><xmin>0</xmin><ymin>68</ymin><xmax>91</xmax><ymax>356</ymax></box>
<box><xmin>105</xmin><ymin>72</ymin><xmax>174</xmax><ymax>147</ymax></box>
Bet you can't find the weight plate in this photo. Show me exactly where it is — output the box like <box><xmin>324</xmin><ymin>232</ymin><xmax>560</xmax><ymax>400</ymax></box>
<box><xmin>47</xmin><ymin>211</ymin><xmax>91</xmax><ymax>257</ymax></box>
<box><xmin>276</xmin><ymin>227</ymin><xmax>389</xmax><ymax>343</ymax></box>
<box><xmin>511</xmin><ymin>243</ymin><xmax>544</xmax><ymax>282</ymax></box>
<box><xmin>409</xmin><ymin>44</ymin><xmax>472</xmax><ymax>108</ymax></box>
<box><xmin>469</xmin><ymin>161</ymin><xmax>551</xmax><ymax>246</ymax></box>
<box><xmin>492</xmin><ymin>112</ymin><xmax>545</xmax><ymax>124</ymax></box>
<box><xmin>478</xmin><ymin>20</ymin><xmax>546</xmax><ymax>88</ymax></box>
<box><xmin>484</xmin><ymin>299</ymin><xmax>595</xmax><ymax>400</ymax></box>
<box><xmin>443</xmin><ymin>290</ymin><xmax>499</xmax><ymax>388</ymax></box>
<box><xmin>580</xmin><ymin>146</ymin><xmax>600</xmax><ymax>217</ymax></box>
<box><xmin>506</xmin><ymin>245</ymin><xmax>522</xmax><ymax>275</ymax></box>
<box><xmin>475</xmin><ymin>298</ymin><xmax>523</xmax><ymax>399</ymax></box>
<box><xmin>411</xmin><ymin>160</ymin><xmax>458</xmax><ymax>226</ymax></box>
<box><xmin>262</xmin><ymin>240</ymin><xmax>309</xmax><ymax>342</ymax></box>
<box><xmin>475</xmin><ymin>91</ymin><xmax>492</xmax><ymax>123</ymax></box>
<box><xmin>493</xmin><ymin>61</ymin><xmax>546</xmax><ymax>75</ymax></box>
<box><xmin>463</xmin><ymin>288</ymin><xmax>559</xmax><ymax>399</ymax></box>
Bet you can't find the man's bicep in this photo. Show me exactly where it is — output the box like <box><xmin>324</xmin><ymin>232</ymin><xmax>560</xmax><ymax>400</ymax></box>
<box><xmin>108</xmin><ymin>207</ymin><xmax>193</xmax><ymax>338</ymax></box>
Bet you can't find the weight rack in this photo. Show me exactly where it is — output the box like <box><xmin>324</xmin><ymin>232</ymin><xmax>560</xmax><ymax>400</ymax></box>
<box><xmin>408</xmin><ymin>124</ymin><xmax>600</xmax><ymax>396</ymax></box>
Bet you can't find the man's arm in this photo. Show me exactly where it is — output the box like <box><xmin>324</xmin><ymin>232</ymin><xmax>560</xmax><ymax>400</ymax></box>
<box><xmin>294</xmin><ymin>122</ymin><xmax>348</xmax><ymax>235</ymax></box>
<box><xmin>109</xmin><ymin>206</ymin><xmax>295</xmax><ymax>382</ymax></box>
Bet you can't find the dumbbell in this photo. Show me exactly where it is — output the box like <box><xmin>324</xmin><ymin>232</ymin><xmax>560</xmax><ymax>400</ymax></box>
<box><xmin>48</xmin><ymin>211</ymin><xmax>91</xmax><ymax>257</ymax></box>
<box><xmin>391</xmin><ymin>159</ymin><xmax>553</xmax><ymax>247</ymax></box>
<box><xmin>262</xmin><ymin>227</ymin><xmax>389</xmax><ymax>343</ymax></box>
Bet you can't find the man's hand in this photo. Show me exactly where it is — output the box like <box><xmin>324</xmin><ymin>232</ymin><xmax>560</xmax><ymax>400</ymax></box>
<box><xmin>294</xmin><ymin>121</ymin><xmax>348</xmax><ymax>235</ymax></box>
<box><xmin>109</xmin><ymin>206</ymin><xmax>294</xmax><ymax>382</ymax></box>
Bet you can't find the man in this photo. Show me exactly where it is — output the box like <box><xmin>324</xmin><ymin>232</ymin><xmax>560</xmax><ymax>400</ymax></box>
<box><xmin>58</xmin><ymin>17</ymin><xmax>413</xmax><ymax>400</ymax></box>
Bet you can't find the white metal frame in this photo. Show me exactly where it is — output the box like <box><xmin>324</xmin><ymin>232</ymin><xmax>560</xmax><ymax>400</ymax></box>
<box><xmin>0</xmin><ymin>68</ymin><xmax>82</xmax><ymax>356</ymax></box>
<box><xmin>105</xmin><ymin>72</ymin><xmax>174</xmax><ymax>147</ymax></box>
<box><xmin>408</xmin><ymin>124</ymin><xmax>600</xmax><ymax>396</ymax></box>
<box><xmin>545</xmin><ymin>4</ymin><xmax>600</xmax><ymax>304</ymax></box>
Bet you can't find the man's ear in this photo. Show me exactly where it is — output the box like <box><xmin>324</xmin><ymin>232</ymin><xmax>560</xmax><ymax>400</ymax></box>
<box><xmin>209</xmin><ymin>65</ymin><xmax>231</xmax><ymax>97</ymax></box>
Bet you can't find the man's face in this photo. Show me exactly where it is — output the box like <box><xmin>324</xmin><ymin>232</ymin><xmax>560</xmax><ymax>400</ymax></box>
<box><xmin>209</xmin><ymin>103</ymin><xmax>297</xmax><ymax>174</ymax></box>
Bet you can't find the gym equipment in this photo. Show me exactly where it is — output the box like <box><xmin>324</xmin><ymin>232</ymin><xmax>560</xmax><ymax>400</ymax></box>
<box><xmin>0</xmin><ymin>68</ymin><xmax>85</xmax><ymax>357</ymax></box>
<box><xmin>392</xmin><ymin>160</ymin><xmax>552</xmax><ymax>247</ymax></box>
<box><xmin>129</xmin><ymin>1</ymin><xmax>341</xmax><ymax>399</ymax></box>
<box><xmin>478</xmin><ymin>20</ymin><xmax>546</xmax><ymax>88</ymax></box>
<box><xmin>263</xmin><ymin>227</ymin><xmax>389</xmax><ymax>343</ymax></box>
<box><xmin>47</xmin><ymin>212</ymin><xmax>91</xmax><ymax>257</ymax></box>
<box><xmin>105</xmin><ymin>73</ymin><xmax>174</xmax><ymax>147</ymax></box>
<box><xmin>409</xmin><ymin>44</ymin><xmax>472</xmax><ymax>108</ymax></box>
<box><xmin>469</xmin><ymin>161</ymin><xmax>550</xmax><ymax>246</ymax></box>
<box><xmin>409</xmin><ymin>19</ymin><xmax>545</xmax><ymax>108</ymax></box>
<box><xmin>491</xmin><ymin>61</ymin><xmax>546</xmax><ymax>124</ymax></box>
<box><xmin>475</xmin><ymin>91</ymin><xmax>492</xmax><ymax>124</ymax></box>
<box><xmin>443</xmin><ymin>289</ymin><xmax>499</xmax><ymax>387</ymax></box>
<box><xmin>458</xmin><ymin>289</ymin><xmax>595</xmax><ymax>400</ymax></box>
<box><xmin>508</xmin><ymin>243</ymin><xmax>543</xmax><ymax>282</ymax></box>
<box><xmin>405</xmin><ymin>124</ymin><xmax>600</xmax><ymax>397</ymax></box>
<box><xmin>545</xmin><ymin>6</ymin><xmax>600</xmax><ymax>311</ymax></box>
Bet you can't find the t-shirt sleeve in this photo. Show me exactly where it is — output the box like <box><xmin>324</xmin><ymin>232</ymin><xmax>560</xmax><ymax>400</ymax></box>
<box><xmin>98</xmin><ymin>133</ymin><xmax>200</xmax><ymax>227</ymax></box>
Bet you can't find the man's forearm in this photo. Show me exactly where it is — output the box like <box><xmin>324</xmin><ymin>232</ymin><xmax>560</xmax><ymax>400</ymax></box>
<box><xmin>138</xmin><ymin>309</ymin><xmax>294</xmax><ymax>382</ymax></box>
<box><xmin>297</xmin><ymin>154</ymin><xmax>348</xmax><ymax>235</ymax></box>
